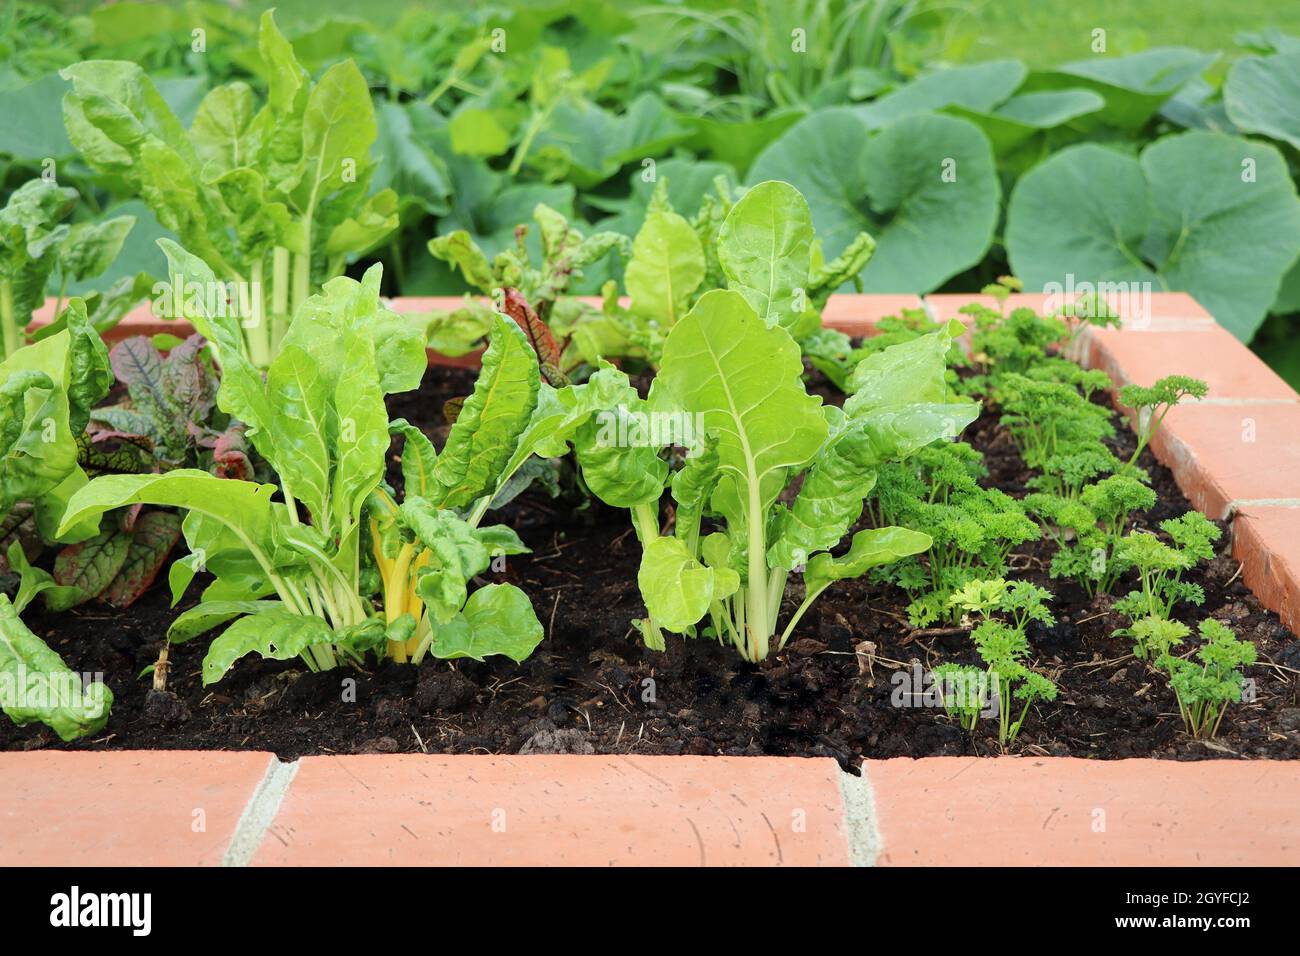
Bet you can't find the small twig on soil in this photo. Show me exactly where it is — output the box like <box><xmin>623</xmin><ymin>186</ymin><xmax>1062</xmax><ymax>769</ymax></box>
<box><xmin>905</xmin><ymin>625</ymin><xmax>970</xmax><ymax>641</ymax></box>
<box><xmin>865</xmin><ymin>603</ymin><xmax>910</xmax><ymax>624</ymax></box>
<box><xmin>547</xmin><ymin>591</ymin><xmax>561</xmax><ymax>636</ymax></box>
<box><xmin>411</xmin><ymin>723</ymin><xmax>428</xmax><ymax>754</ymax></box>
<box><xmin>152</xmin><ymin>644</ymin><xmax>170</xmax><ymax>692</ymax></box>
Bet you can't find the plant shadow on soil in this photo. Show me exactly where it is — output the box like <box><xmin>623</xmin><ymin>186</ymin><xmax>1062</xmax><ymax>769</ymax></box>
<box><xmin>4</xmin><ymin>361</ymin><xmax>1299</xmax><ymax>766</ymax></box>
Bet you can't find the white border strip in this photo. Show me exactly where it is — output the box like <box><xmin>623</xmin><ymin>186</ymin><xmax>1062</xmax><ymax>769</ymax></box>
<box><xmin>221</xmin><ymin>757</ymin><xmax>299</xmax><ymax>867</ymax></box>
<box><xmin>838</xmin><ymin>767</ymin><xmax>881</xmax><ymax>867</ymax></box>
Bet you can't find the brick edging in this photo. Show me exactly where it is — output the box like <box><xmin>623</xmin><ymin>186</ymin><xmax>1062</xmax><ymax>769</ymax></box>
<box><xmin>3</xmin><ymin>752</ymin><xmax>1295</xmax><ymax>866</ymax></box>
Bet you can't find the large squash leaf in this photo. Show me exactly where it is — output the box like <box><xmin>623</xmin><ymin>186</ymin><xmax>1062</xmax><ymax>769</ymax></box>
<box><xmin>1006</xmin><ymin>131</ymin><xmax>1300</xmax><ymax>341</ymax></box>
<box><xmin>749</xmin><ymin>109</ymin><xmax>998</xmax><ymax>293</ymax></box>
<box><xmin>1224</xmin><ymin>50</ymin><xmax>1300</xmax><ymax>150</ymax></box>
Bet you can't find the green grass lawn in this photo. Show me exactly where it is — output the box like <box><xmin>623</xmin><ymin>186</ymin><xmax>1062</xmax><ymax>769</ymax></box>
<box><xmin>904</xmin><ymin>0</ymin><xmax>1300</xmax><ymax>67</ymax></box>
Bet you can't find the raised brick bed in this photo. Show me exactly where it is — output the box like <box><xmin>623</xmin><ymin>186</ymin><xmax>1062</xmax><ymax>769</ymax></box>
<box><xmin>14</xmin><ymin>291</ymin><xmax>1298</xmax><ymax>867</ymax></box>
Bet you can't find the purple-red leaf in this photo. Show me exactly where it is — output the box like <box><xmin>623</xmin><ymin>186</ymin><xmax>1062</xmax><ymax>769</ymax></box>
<box><xmin>102</xmin><ymin>511</ymin><xmax>183</xmax><ymax>608</ymax></box>
<box><xmin>501</xmin><ymin>288</ymin><xmax>567</xmax><ymax>386</ymax></box>
<box><xmin>52</xmin><ymin>527</ymin><xmax>132</xmax><ymax>607</ymax></box>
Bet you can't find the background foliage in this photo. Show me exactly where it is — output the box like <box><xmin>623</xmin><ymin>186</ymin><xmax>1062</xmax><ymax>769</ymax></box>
<box><xmin>3</xmin><ymin>0</ymin><xmax>1299</xmax><ymax>380</ymax></box>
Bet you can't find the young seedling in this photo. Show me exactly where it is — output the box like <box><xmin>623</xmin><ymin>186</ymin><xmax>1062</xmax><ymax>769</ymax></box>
<box><xmin>1112</xmin><ymin>511</ymin><xmax>1220</xmax><ymax>626</ymax></box>
<box><xmin>1117</xmin><ymin>375</ymin><xmax>1208</xmax><ymax>469</ymax></box>
<box><xmin>942</xmin><ymin>577</ymin><xmax>1058</xmax><ymax>746</ymax></box>
<box><xmin>1026</xmin><ymin>474</ymin><xmax>1156</xmax><ymax>596</ymax></box>
<box><xmin>1159</xmin><ymin>619</ymin><xmax>1256</xmax><ymax>739</ymax></box>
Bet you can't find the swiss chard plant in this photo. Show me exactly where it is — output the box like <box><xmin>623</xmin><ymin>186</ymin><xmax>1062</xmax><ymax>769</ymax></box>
<box><xmin>59</xmin><ymin>243</ymin><xmax>629</xmax><ymax>684</ymax></box>
<box><xmin>427</xmin><ymin>203</ymin><xmax>628</xmax><ymax>364</ymax></box>
<box><xmin>600</xmin><ymin>178</ymin><xmax>875</xmax><ymax>376</ymax></box>
<box><xmin>574</xmin><ymin>290</ymin><xmax>977</xmax><ymax>662</ymax></box>
<box><xmin>0</xmin><ymin>306</ymin><xmax>117</xmax><ymax>740</ymax></box>
<box><xmin>0</xmin><ymin>178</ymin><xmax>137</xmax><ymax>361</ymax></box>
<box><xmin>60</xmin><ymin>10</ymin><xmax>399</xmax><ymax>367</ymax></box>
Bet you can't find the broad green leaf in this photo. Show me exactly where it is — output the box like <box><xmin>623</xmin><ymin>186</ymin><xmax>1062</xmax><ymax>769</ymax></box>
<box><xmin>766</xmin><ymin>426</ymin><xmax>881</xmax><ymax>570</ymax></box>
<box><xmin>59</xmin><ymin>470</ymin><xmax>279</xmax><ymax>560</ymax></box>
<box><xmin>1006</xmin><ymin>132</ymin><xmax>1300</xmax><ymax>340</ymax></box>
<box><xmin>803</xmin><ymin>527</ymin><xmax>933</xmax><ymax>598</ymax></box>
<box><xmin>572</xmin><ymin>386</ymin><xmax>670</xmax><ymax>509</ymax></box>
<box><xmin>529</xmin><ymin>93</ymin><xmax>690</xmax><ymax>188</ymax></box>
<box><xmin>449</xmin><ymin>107</ymin><xmax>511</xmax><ymax>157</ymax></box>
<box><xmin>167</xmin><ymin>599</ymin><xmax>287</xmax><ymax>644</ymax></box>
<box><xmin>264</xmin><ymin>341</ymin><xmax>332</xmax><ymax>525</ymax></box>
<box><xmin>750</xmin><ymin>110</ymin><xmax>999</xmax><ymax>293</ymax></box>
<box><xmin>1224</xmin><ymin>51</ymin><xmax>1300</xmax><ymax>150</ymax></box>
<box><xmin>62</xmin><ymin>299</ymin><xmax>113</xmax><ymax>434</ymax></box>
<box><xmin>948</xmin><ymin>89</ymin><xmax>1106</xmax><ymax>160</ymax></box>
<box><xmin>427</xmin><ymin>230</ymin><xmax>495</xmax><ymax>293</ymax></box>
<box><xmin>0</xmin><ymin>594</ymin><xmax>113</xmax><ymax>741</ymax></box>
<box><xmin>189</xmin><ymin>82</ymin><xmax>257</xmax><ymax>179</ymax></box>
<box><xmin>372</xmin><ymin>100</ymin><xmax>452</xmax><ymax>217</ymax></box>
<box><xmin>1023</xmin><ymin>48</ymin><xmax>1218</xmax><ymax>132</ymax></box>
<box><xmin>329</xmin><ymin>323</ymin><xmax>390</xmax><ymax>534</ymax></box>
<box><xmin>654</xmin><ymin>290</ymin><xmax>826</xmax><ymax>519</ymax></box>
<box><xmin>428</xmin><ymin>583</ymin><xmax>544</xmax><ymax>663</ymax></box>
<box><xmin>474</xmin><ymin>525</ymin><xmax>529</xmax><ymax>557</ymax></box>
<box><xmin>670</xmin><ymin>436</ymin><xmax>720</xmax><ymax>544</ymax></box>
<box><xmin>293</xmin><ymin>60</ymin><xmax>377</xmax><ymax>208</ymax></box>
<box><xmin>424</xmin><ymin>300</ymin><xmax>494</xmax><ymax>357</ymax></box>
<box><xmin>684</xmin><ymin>111</ymin><xmax>802</xmax><ymax>178</ymax></box>
<box><xmin>638</xmin><ymin>535</ymin><xmax>739</xmax><ymax>633</ymax></box>
<box><xmin>844</xmin><ymin>320</ymin><xmax>963</xmax><ymax>413</ymax></box>
<box><xmin>389</xmin><ymin>419</ymin><xmax>437</xmax><ymax>497</ymax></box>
<box><xmin>258</xmin><ymin>9</ymin><xmax>307</xmax><ymax>114</ymax></box>
<box><xmin>624</xmin><ymin>193</ymin><xmax>704</xmax><ymax>327</ymax></box>
<box><xmin>324</xmin><ymin>188</ymin><xmax>400</xmax><ymax>259</ymax></box>
<box><xmin>6</xmin><ymin>542</ymin><xmax>80</xmax><ymax>615</ymax></box>
<box><xmin>0</xmin><ymin>74</ymin><xmax>75</xmax><ymax>159</ymax></box>
<box><xmin>717</xmin><ymin>181</ymin><xmax>813</xmax><ymax>331</ymax></box>
<box><xmin>430</xmin><ymin>316</ymin><xmax>539</xmax><ymax>509</ymax></box>
<box><xmin>201</xmin><ymin>608</ymin><xmax>337</xmax><ymax>685</ymax></box>
<box><xmin>857</xmin><ymin>59</ymin><xmax>1027</xmax><ymax>129</ymax></box>
<box><xmin>0</xmin><ymin>332</ymin><xmax>80</xmax><ymax>514</ymax></box>
<box><xmin>58</xmin><ymin>215</ymin><xmax>135</xmax><ymax>283</ymax></box>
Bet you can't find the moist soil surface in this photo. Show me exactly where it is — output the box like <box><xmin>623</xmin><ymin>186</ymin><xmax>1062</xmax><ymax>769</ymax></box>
<box><xmin>5</xmin><ymin>362</ymin><xmax>1299</xmax><ymax>767</ymax></box>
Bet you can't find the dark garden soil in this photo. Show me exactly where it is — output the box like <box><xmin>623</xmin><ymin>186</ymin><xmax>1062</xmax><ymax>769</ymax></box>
<box><xmin>4</xmin><ymin>362</ymin><xmax>1299</xmax><ymax>766</ymax></box>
